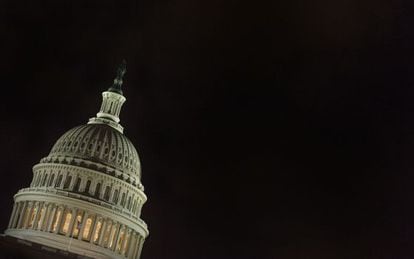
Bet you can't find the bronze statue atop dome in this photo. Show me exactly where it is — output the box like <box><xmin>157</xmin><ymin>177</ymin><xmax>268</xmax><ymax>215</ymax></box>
<box><xmin>109</xmin><ymin>59</ymin><xmax>127</xmax><ymax>95</ymax></box>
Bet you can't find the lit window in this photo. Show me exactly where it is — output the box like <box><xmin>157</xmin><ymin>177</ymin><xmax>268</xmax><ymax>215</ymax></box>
<box><xmin>108</xmin><ymin>223</ymin><xmax>119</xmax><ymax>249</ymax></box>
<box><xmin>36</xmin><ymin>206</ymin><xmax>46</xmax><ymax>230</ymax></box>
<box><xmin>61</xmin><ymin>211</ymin><xmax>72</xmax><ymax>234</ymax></box>
<box><xmin>27</xmin><ymin>206</ymin><xmax>38</xmax><ymax>228</ymax></box>
<box><xmin>103</xmin><ymin>221</ymin><xmax>113</xmax><ymax>247</ymax></box>
<box><xmin>72</xmin><ymin>211</ymin><xmax>83</xmax><ymax>238</ymax></box>
<box><xmin>52</xmin><ymin>209</ymin><xmax>62</xmax><ymax>232</ymax></box>
<box><xmin>82</xmin><ymin>216</ymin><xmax>93</xmax><ymax>241</ymax></box>
<box><xmin>122</xmin><ymin>230</ymin><xmax>131</xmax><ymax>255</ymax></box>
<box><xmin>93</xmin><ymin>218</ymin><xmax>103</xmax><ymax>244</ymax></box>
<box><xmin>116</xmin><ymin>227</ymin><xmax>125</xmax><ymax>253</ymax></box>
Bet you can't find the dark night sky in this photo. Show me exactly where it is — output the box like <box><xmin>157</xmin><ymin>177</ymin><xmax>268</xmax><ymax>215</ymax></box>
<box><xmin>1</xmin><ymin>0</ymin><xmax>414</xmax><ymax>258</ymax></box>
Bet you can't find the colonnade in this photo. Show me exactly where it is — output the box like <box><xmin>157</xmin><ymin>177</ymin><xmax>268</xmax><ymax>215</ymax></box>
<box><xmin>30</xmin><ymin>169</ymin><xmax>143</xmax><ymax>218</ymax></box>
<box><xmin>7</xmin><ymin>200</ymin><xmax>144</xmax><ymax>258</ymax></box>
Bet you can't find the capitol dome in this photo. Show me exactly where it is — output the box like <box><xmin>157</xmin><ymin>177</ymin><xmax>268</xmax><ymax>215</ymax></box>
<box><xmin>4</xmin><ymin>61</ymin><xmax>149</xmax><ymax>259</ymax></box>
<box><xmin>45</xmin><ymin>123</ymin><xmax>142</xmax><ymax>181</ymax></box>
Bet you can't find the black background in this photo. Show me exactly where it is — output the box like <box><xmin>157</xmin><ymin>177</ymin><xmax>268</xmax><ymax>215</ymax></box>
<box><xmin>1</xmin><ymin>1</ymin><xmax>414</xmax><ymax>258</ymax></box>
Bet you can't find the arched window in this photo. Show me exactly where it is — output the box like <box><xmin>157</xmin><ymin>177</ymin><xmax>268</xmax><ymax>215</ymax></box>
<box><xmin>95</xmin><ymin>183</ymin><xmax>101</xmax><ymax>198</ymax></box>
<box><xmin>84</xmin><ymin>180</ymin><xmax>91</xmax><ymax>194</ymax></box>
<box><xmin>73</xmin><ymin>177</ymin><xmax>81</xmax><ymax>191</ymax></box>
<box><xmin>113</xmin><ymin>189</ymin><xmax>119</xmax><ymax>204</ymax></box>
<box><xmin>63</xmin><ymin>175</ymin><xmax>72</xmax><ymax>189</ymax></box>
<box><xmin>121</xmin><ymin>193</ymin><xmax>126</xmax><ymax>206</ymax></box>
<box><xmin>127</xmin><ymin>196</ymin><xmax>131</xmax><ymax>210</ymax></box>
<box><xmin>48</xmin><ymin>174</ymin><xmax>55</xmax><ymax>187</ymax></box>
<box><xmin>56</xmin><ymin>174</ymin><xmax>63</xmax><ymax>188</ymax></box>
<box><xmin>104</xmin><ymin>186</ymin><xmax>111</xmax><ymax>201</ymax></box>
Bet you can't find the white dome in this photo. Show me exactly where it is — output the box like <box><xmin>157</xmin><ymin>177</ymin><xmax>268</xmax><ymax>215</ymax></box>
<box><xmin>45</xmin><ymin>124</ymin><xmax>141</xmax><ymax>179</ymax></box>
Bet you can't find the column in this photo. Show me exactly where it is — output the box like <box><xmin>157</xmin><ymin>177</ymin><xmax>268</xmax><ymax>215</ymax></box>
<box><xmin>23</xmin><ymin>202</ymin><xmax>33</xmax><ymax>229</ymax></box>
<box><xmin>134</xmin><ymin>236</ymin><xmax>144</xmax><ymax>259</ymax></box>
<box><xmin>78</xmin><ymin>211</ymin><xmax>88</xmax><ymax>240</ymax></box>
<box><xmin>11</xmin><ymin>202</ymin><xmax>22</xmax><ymax>229</ymax></box>
<box><xmin>115</xmin><ymin>225</ymin><xmax>126</xmax><ymax>253</ymax></box>
<box><xmin>111</xmin><ymin>223</ymin><xmax>121</xmax><ymax>251</ymax></box>
<box><xmin>32</xmin><ymin>202</ymin><xmax>43</xmax><ymax>229</ymax></box>
<box><xmin>126</xmin><ymin>232</ymin><xmax>136</xmax><ymax>259</ymax></box>
<box><xmin>54</xmin><ymin>206</ymin><xmax>64</xmax><ymax>234</ymax></box>
<box><xmin>89</xmin><ymin>215</ymin><xmax>99</xmax><ymax>244</ymax></box>
<box><xmin>132</xmin><ymin>235</ymin><xmax>140</xmax><ymax>259</ymax></box>
<box><xmin>67</xmin><ymin>208</ymin><xmax>78</xmax><ymax>237</ymax></box>
<box><xmin>47</xmin><ymin>205</ymin><xmax>57</xmax><ymax>232</ymax></box>
<box><xmin>42</xmin><ymin>203</ymin><xmax>52</xmax><ymax>231</ymax></box>
<box><xmin>98</xmin><ymin>218</ymin><xmax>108</xmax><ymax>246</ymax></box>
<box><xmin>38</xmin><ymin>203</ymin><xmax>48</xmax><ymax>230</ymax></box>
<box><xmin>109</xmin><ymin>187</ymin><xmax>115</xmax><ymax>202</ymax></box>
<box><xmin>122</xmin><ymin>229</ymin><xmax>131</xmax><ymax>256</ymax></box>
<box><xmin>17</xmin><ymin>202</ymin><xmax>27</xmax><ymax>228</ymax></box>
<box><xmin>8</xmin><ymin>203</ymin><xmax>18</xmax><ymax>229</ymax></box>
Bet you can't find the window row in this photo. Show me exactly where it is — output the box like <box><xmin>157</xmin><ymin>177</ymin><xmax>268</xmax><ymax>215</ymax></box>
<box><xmin>31</xmin><ymin>171</ymin><xmax>142</xmax><ymax>217</ymax></box>
<box><xmin>8</xmin><ymin>201</ymin><xmax>144</xmax><ymax>259</ymax></box>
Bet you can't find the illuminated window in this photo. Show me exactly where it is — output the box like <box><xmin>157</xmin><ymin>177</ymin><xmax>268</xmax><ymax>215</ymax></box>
<box><xmin>82</xmin><ymin>216</ymin><xmax>93</xmax><ymax>241</ymax></box>
<box><xmin>27</xmin><ymin>206</ymin><xmax>38</xmax><ymax>228</ymax></box>
<box><xmin>36</xmin><ymin>205</ymin><xmax>46</xmax><ymax>229</ymax></box>
<box><xmin>103</xmin><ymin>221</ymin><xmax>113</xmax><ymax>247</ymax></box>
<box><xmin>60</xmin><ymin>210</ymin><xmax>72</xmax><ymax>234</ymax></box>
<box><xmin>52</xmin><ymin>209</ymin><xmax>62</xmax><ymax>232</ymax></box>
<box><xmin>116</xmin><ymin>227</ymin><xmax>125</xmax><ymax>253</ymax></box>
<box><xmin>72</xmin><ymin>211</ymin><xmax>83</xmax><ymax>238</ymax></box>
<box><xmin>122</xmin><ymin>231</ymin><xmax>131</xmax><ymax>255</ymax></box>
<box><xmin>109</xmin><ymin>223</ymin><xmax>119</xmax><ymax>249</ymax></box>
<box><xmin>21</xmin><ymin>207</ymin><xmax>31</xmax><ymax>228</ymax></box>
<box><xmin>93</xmin><ymin>218</ymin><xmax>103</xmax><ymax>244</ymax></box>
